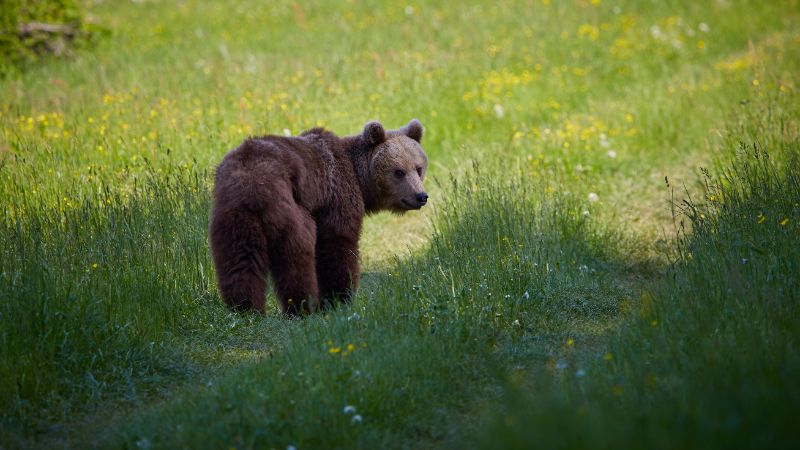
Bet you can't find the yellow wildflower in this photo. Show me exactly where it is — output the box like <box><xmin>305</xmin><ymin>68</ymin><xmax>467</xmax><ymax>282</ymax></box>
<box><xmin>578</xmin><ymin>24</ymin><xmax>599</xmax><ymax>41</ymax></box>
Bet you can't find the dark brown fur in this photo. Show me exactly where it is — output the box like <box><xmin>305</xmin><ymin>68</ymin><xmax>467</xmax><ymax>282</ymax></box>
<box><xmin>209</xmin><ymin>120</ymin><xmax>428</xmax><ymax>315</ymax></box>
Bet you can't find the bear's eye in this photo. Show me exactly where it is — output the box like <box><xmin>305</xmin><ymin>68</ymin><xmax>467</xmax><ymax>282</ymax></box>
<box><xmin>394</xmin><ymin>169</ymin><xmax>405</xmax><ymax>179</ymax></box>
<box><xmin>416</xmin><ymin>167</ymin><xmax>423</xmax><ymax>177</ymax></box>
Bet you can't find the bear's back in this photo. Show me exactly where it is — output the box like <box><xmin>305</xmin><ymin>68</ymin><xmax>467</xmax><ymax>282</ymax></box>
<box><xmin>213</xmin><ymin>132</ymin><xmax>337</xmax><ymax>214</ymax></box>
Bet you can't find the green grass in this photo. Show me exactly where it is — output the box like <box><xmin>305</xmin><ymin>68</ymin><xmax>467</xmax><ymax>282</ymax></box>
<box><xmin>1</xmin><ymin>0</ymin><xmax>799</xmax><ymax>448</ymax></box>
<box><xmin>462</xmin><ymin>103</ymin><xmax>800</xmax><ymax>450</ymax></box>
<box><xmin>108</xmin><ymin>174</ymin><xmax>632</xmax><ymax>449</ymax></box>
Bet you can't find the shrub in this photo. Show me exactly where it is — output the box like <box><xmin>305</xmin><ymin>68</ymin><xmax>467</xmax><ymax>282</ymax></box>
<box><xmin>0</xmin><ymin>0</ymin><xmax>98</xmax><ymax>76</ymax></box>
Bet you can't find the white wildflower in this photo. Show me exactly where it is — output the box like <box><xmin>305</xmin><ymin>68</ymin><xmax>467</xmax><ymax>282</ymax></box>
<box><xmin>650</xmin><ymin>25</ymin><xmax>663</xmax><ymax>39</ymax></box>
<box><xmin>493</xmin><ymin>104</ymin><xmax>505</xmax><ymax>118</ymax></box>
<box><xmin>343</xmin><ymin>405</ymin><xmax>356</xmax><ymax>414</ymax></box>
<box><xmin>606</xmin><ymin>150</ymin><xmax>617</xmax><ymax>158</ymax></box>
<box><xmin>283</xmin><ymin>128</ymin><xmax>292</xmax><ymax>136</ymax></box>
<box><xmin>699</xmin><ymin>22</ymin><xmax>710</xmax><ymax>33</ymax></box>
<box><xmin>588</xmin><ymin>192</ymin><xmax>600</xmax><ymax>202</ymax></box>
<box><xmin>352</xmin><ymin>414</ymin><xmax>363</xmax><ymax>424</ymax></box>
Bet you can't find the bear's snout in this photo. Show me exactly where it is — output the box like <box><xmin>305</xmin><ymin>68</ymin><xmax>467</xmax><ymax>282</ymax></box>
<box><xmin>415</xmin><ymin>192</ymin><xmax>428</xmax><ymax>206</ymax></box>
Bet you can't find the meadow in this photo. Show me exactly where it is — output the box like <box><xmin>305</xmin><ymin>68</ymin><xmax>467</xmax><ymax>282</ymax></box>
<box><xmin>1</xmin><ymin>0</ymin><xmax>798</xmax><ymax>448</ymax></box>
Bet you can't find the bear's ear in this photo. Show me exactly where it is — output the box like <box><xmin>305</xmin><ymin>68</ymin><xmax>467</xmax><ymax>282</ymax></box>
<box><xmin>362</xmin><ymin>121</ymin><xmax>386</xmax><ymax>146</ymax></box>
<box><xmin>402</xmin><ymin>118</ymin><xmax>423</xmax><ymax>142</ymax></box>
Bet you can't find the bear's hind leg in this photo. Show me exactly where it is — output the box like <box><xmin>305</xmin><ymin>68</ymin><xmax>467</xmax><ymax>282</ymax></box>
<box><xmin>264</xmin><ymin>206</ymin><xmax>320</xmax><ymax>316</ymax></box>
<box><xmin>210</xmin><ymin>206</ymin><xmax>270</xmax><ymax>311</ymax></box>
<box><xmin>315</xmin><ymin>233</ymin><xmax>360</xmax><ymax>309</ymax></box>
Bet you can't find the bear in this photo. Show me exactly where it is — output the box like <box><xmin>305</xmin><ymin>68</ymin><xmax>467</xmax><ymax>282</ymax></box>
<box><xmin>209</xmin><ymin>119</ymin><xmax>429</xmax><ymax>315</ymax></box>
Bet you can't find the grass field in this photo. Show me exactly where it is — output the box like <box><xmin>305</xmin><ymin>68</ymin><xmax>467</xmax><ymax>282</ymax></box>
<box><xmin>1</xmin><ymin>0</ymin><xmax>799</xmax><ymax>448</ymax></box>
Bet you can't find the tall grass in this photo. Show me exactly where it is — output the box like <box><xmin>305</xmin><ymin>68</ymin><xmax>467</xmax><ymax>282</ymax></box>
<box><xmin>0</xmin><ymin>166</ymin><xmax>215</xmax><ymax>430</ymax></box>
<box><xmin>1</xmin><ymin>160</ymin><xmax>630</xmax><ymax>447</ymax></box>
<box><xmin>463</xmin><ymin>105</ymin><xmax>800</xmax><ymax>449</ymax></box>
<box><xmin>111</xmin><ymin>171</ymin><xmax>630</xmax><ymax>449</ymax></box>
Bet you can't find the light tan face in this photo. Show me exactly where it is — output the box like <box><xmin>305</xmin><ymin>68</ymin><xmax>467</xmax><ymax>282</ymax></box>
<box><xmin>370</xmin><ymin>136</ymin><xmax>429</xmax><ymax>213</ymax></box>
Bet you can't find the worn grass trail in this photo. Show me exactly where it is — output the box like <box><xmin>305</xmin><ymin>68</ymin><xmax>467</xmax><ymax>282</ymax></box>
<box><xmin>1</xmin><ymin>0</ymin><xmax>799</xmax><ymax>448</ymax></box>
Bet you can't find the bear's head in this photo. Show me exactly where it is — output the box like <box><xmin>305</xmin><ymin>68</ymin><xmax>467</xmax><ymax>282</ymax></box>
<box><xmin>362</xmin><ymin>119</ymin><xmax>429</xmax><ymax>214</ymax></box>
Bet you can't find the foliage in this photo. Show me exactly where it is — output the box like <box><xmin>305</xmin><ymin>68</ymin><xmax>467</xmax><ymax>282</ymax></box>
<box><xmin>0</xmin><ymin>0</ymin><xmax>99</xmax><ymax>76</ymax></box>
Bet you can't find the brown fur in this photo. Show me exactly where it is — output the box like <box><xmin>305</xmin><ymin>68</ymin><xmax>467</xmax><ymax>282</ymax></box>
<box><xmin>209</xmin><ymin>119</ymin><xmax>428</xmax><ymax>315</ymax></box>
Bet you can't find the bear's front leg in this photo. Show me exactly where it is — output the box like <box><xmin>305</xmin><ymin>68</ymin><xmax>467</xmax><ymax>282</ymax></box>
<box><xmin>315</xmin><ymin>231</ymin><xmax>360</xmax><ymax>309</ymax></box>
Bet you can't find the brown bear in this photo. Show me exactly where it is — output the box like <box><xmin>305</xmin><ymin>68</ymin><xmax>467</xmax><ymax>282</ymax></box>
<box><xmin>209</xmin><ymin>119</ymin><xmax>429</xmax><ymax>315</ymax></box>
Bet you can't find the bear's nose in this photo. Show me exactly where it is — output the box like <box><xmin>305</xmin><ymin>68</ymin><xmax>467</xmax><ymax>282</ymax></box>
<box><xmin>416</xmin><ymin>192</ymin><xmax>428</xmax><ymax>205</ymax></box>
